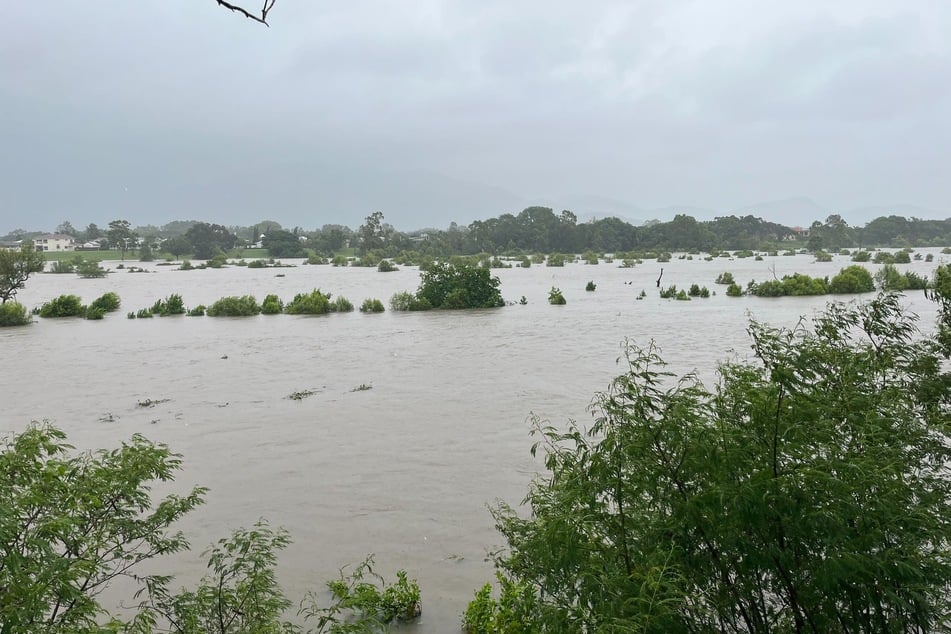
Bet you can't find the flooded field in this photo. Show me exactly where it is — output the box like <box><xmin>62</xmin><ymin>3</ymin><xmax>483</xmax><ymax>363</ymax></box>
<box><xmin>1</xmin><ymin>251</ymin><xmax>943</xmax><ymax>631</ymax></box>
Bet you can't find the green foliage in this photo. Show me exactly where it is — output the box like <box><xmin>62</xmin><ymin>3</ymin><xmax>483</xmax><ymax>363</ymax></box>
<box><xmin>687</xmin><ymin>284</ymin><xmax>709</xmax><ymax>298</ymax></box>
<box><xmin>715</xmin><ymin>272</ymin><xmax>735</xmax><ymax>285</ymax></box>
<box><xmin>48</xmin><ymin>259</ymin><xmax>75</xmax><ymax>274</ymax></box>
<box><xmin>876</xmin><ymin>264</ymin><xmax>931</xmax><ymax>292</ymax></box>
<box><xmin>851</xmin><ymin>250</ymin><xmax>871</xmax><ymax>262</ymax></box>
<box><xmin>582</xmin><ymin>251</ymin><xmax>599</xmax><ymax>265</ymax></box>
<box><xmin>548</xmin><ymin>287</ymin><xmax>566</xmax><ymax>305</ymax></box>
<box><xmin>463</xmin><ymin>573</ymin><xmax>540</xmax><ymax>634</ymax></box>
<box><xmin>286</xmin><ymin>289</ymin><xmax>332</xmax><ymax>315</ymax></box>
<box><xmin>331</xmin><ymin>296</ymin><xmax>354</xmax><ymax>313</ymax></box>
<box><xmin>151</xmin><ymin>294</ymin><xmax>186</xmax><ymax>316</ymax></box>
<box><xmin>894</xmin><ymin>249</ymin><xmax>912</xmax><ymax>264</ymax></box>
<box><xmin>0</xmin><ymin>423</ymin><xmax>206</xmax><ymax>632</ymax></box>
<box><xmin>179</xmin><ymin>260</ymin><xmax>194</xmax><ymax>271</ymax></box>
<box><xmin>828</xmin><ymin>265</ymin><xmax>875</xmax><ymax>294</ymax></box>
<box><xmin>262</xmin><ymin>229</ymin><xmax>307</xmax><ymax>258</ymax></box>
<box><xmin>132</xmin><ymin>521</ymin><xmax>299</xmax><ymax>634</ymax></box>
<box><xmin>261</xmin><ymin>294</ymin><xmax>284</xmax><ymax>314</ymax></box>
<box><xmin>545</xmin><ymin>254</ymin><xmax>566</xmax><ymax>267</ymax></box>
<box><xmin>306</xmin><ymin>254</ymin><xmax>328</xmax><ymax>265</ymax></box>
<box><xmin>417</xmin><ymin>262</ymin><xmax>504</xmax><ymax>309</ymax></box>
<box><xmin>84</xmin><ymin>306</ymin><xmax>105</xmax><ymax>320</ymax></box>
<box><xmin>76</xmin><ymin>259</ymin><xmax>108</xmax><ymax>278</ymax></box>
<box><xmin>187</xmin><ymin>305</ymin><xmax>206</xmax><ymax>317</ymax></box>
<box><xmin>749</xmin><ymin>273</ymin><xmax>828</xmax><ymax>297</ymax></box>
<box><xmin>585</xmin><ymin>281</ymin><xmax>596</xmax><ymax>292</ymax></box>
<box><xmin>300</xmin><ymin>555</ymin><xmax>421</xmax><ymax>630</ymax></box>
<box><xmin>377</xmin><ymin>259</ymin><xmax>398</xmax><ymax>272</ymax></box>
<box><xmin>359</xmin><ymin>298</ymin><xmax>385</xmax><ymax>313</ymax></box>
<box><xmin>354</xmin><ymin>251</ymin><xmax>382</xmax><ymax>267</ymax></box>
<box><xmin>483</xmin><ymin>293</ymin><xmax>951</xmax><ymax>632</ymax></box>
<box><xmin>814</xmin><ymin>250</ymin><xmax>833</xmax><ymax>262</ymax></box>
<box><xmin>247</xmin><ymin>259</ymin><xmax>267</xmax><ymax>268</ymax></box>
<box><xmin>185</xmin><ymin>222</ymin><xmax>237</xmax><ymax>260</ymax></box>
<box><xmin>331</xmin><ymin>255</ymin><xmax>350</xmax><ymax>267</ymax></box>
<box><xmin>39</xmin><ymin>294</ymin><xmax>84</xmax><ymax>318</ymax></box>
<box><xmin>107</xmin><ymin>219</ymin><xmax>138</xmax><ymax>259</ymax></box>
<box><xmin>389</xmin><ymin>291</ymin><xmax>432</xmax><ymax>312</ymax></box>
<box><xmin>0</xmin><ymin>301</ymin><xmax>31</xmax><ymax>326</ymax></box>
<box><xmin>873</xmin><ymin>251</ymin><xmax>896</xmax><ymax>264</ymax></box>
<box><xmin>206</xmin><ymin>295</ymin><xmax>261</xmax><ymax>317</ymax></box>
<box><xmin>139</xmin><ymin>243</ymin><xmax>155</xmax><ymax>262</ymax></box>
<box><xmin>658</xmin><ymin>285</ymin><xmax>679</xmax><ymax>299</ymax></box>
<box><xmin>89</xmin><ymin>292</ymin><xmax>121</xmax><ymax>313</ymax></box>
<box><xmin>136</xmin><ymin>308</ymin><xmax>154</xmax><ymax>319</ymax></box>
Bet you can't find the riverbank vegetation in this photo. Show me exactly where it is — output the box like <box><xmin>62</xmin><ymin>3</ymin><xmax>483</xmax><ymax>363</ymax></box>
<box><xmin>10</xmin><ymin>210</ymin><xmax>951</xmax><ymax>270</ymax></box>
<box><xmin>465</xmin><ymin>266</ymin><xmax>951</xmax><ymax>633</ymax></box>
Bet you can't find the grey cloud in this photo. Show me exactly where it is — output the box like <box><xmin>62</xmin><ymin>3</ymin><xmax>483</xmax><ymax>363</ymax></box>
<box><xmin>1</xmin><ymin>0</ymin><xmax>950</xmax><ymax>231</ymax></box>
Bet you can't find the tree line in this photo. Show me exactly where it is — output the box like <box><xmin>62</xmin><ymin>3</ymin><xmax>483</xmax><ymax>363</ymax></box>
<box><xmin>4</xmin><ymin>209</ymin><xmax>951</xmax><ymax>261</ymax></box>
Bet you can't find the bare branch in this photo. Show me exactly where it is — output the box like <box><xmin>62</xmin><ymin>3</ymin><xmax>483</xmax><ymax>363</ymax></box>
<box><xmin>215</xmin><ymin>0</ymin><xmax>276</xmax><ymax>26</ymax></box>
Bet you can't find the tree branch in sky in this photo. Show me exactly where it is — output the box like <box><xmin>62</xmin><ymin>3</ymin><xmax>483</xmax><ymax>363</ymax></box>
<box><xmin>215</xmin><ymin>0</ymin><xmax>276</xmax><ymax>26</ymax></box>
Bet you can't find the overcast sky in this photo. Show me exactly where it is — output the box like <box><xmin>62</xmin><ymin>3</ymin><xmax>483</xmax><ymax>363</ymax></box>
<box><xmin>2</xmin><ymin>0</ymin><xmax>950</xmax><ymax>231</ymax></box>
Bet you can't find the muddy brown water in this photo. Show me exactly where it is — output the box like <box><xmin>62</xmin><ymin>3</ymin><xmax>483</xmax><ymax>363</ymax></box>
<box><xmin>1</xmin><ymin>252</ymin><xmax>942</xmax><ymax>631</ymax></box>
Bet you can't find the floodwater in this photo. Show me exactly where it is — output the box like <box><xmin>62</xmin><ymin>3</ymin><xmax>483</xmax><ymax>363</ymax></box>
<box><xmin>1</xmin><ymin>250</ymin><xmax>944</xmax><ymax>631</ymax></box>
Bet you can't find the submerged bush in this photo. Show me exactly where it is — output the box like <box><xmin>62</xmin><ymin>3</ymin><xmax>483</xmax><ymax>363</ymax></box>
<box><xmin>261</xmin><ymin>294</ymin><xmax>283</xmax><ymax>314</ymax></box>
<box><xmin>89</xmin><ymin>292</ymin><xmax>121</xmax><ymax>313</ymax></box>
<box><xmin>39</xmin><ymin>294</ymin><xmax>84</xmax><ymax>318</ymax></box>
<box><xmin>331</xmin><ymin>296</ymin><xmax>354</xmax><ymax>313</ymax></box>
<box><xmin>151</xmin><ymin>294</ymin><xmax>186</xmax><ymax>316</ymax></box>
<box><xmin>389</xmin><ymin>291</ymin><xmax>432</xmax><ymax>312</ymax></box>
<box><xmin>548</xmin><ymin>287</ymin><xmax>566</xmax><ymax>305</ymax></box>
<box><xmin>206</xmin><ymin>295</ymin><xmax>261</xmax><ymax>317</ymax></box>
<box><xmin>829</xmin><ymin>265</ymin><xmax>875</xmax><ymax>294</ymax></box>
<box><xmin>360</xmin><ymin>298</ymin><xmax>385</xmax><ymax>313</ymax></box>
<box><xmin>715</xmin><ymin>272</ymin><xmax>735</xmax><ymax>285</ymax></box>
<box><xmin>377</xmin><ymin>259</ymin><xmax>398</xmax><ymax>272</ymax></box>
<box><xmin>0</xmin><ymin>302</ymin><xmax>30</xmax><ymax>327</ymax></box>
<box><xmin>285</xmin><ymin>289</ymin><xmax>331</xmax><ymax>315</ymax></box>
<box><xmin>586</xmin><ymin>281</ymin><xmax>597</xmax><ymax>292</ymax></box>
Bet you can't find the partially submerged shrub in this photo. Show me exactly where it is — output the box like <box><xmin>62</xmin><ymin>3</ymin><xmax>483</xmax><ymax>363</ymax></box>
<box><xmin>377</xmin><ymin>259</ymin><xmax>398</xmax><ymax>272</ymax></box>
<box><xmin>0</xmin><ymin>302</ymin><xmax>30</xmax><ymax>327</ymax></box>
<box><xmin>89</xmin><ymin>292</ymin><xmax>121</xmax><ymax>313</ymax></box>
<box><xmin>261</xmin><ymin>294</ymin><xmax>283</xmax><ymax>314</ymax></box>
<box><xmin>285</xmin><ymin>289</ymin><xmax>331</xmax><ymax>315</ymax></box>
<box><xmin>301</xmin><ymin>555</ymin><xmax>421</xmax><ymax>627</ymax></box>
<box><xmin>151</xmin><ymin>294</ymin><xmax>186</xmax><ymax>316</ymax></box>
<box><xmin>585</xmin><ymin>281</ymin><xmax>597</xmax><ymax>292</ymax></box>
<box><xmin>39</xmin><ymin>294</ymin><xmax>84</xmax><ymax>318</ymax></box>
<box><xmin>360</xmin><ymin>298</ymin><xmax>385</xmax><ymax>313</ymax></box>
<box><xmin>715</xmin><ymin>272</ymin><xmax>735</xmax><ymax>285</ymax></box>
<box><xmin>331</xmin><ymin>296</ymin><xmax>354</xmax><ymax>313</ymax></box>
<box><xmin>548</xmin><ymin>287</ymin><xmax>566</xmax><ymax>305</ymax></box>
<box><xmin>76</xmin><ymin>260</ymin><xmax>107</xmax><ymax>278</ymax></box>
<box><xmin>390</xmin><ymin>291</ymin><xmax>432</xmax><ymax>312</ymax></box>
<box><xmin>206</xmin><ymin>295</ymin><xmax>261</xmax><ymax>317</ymax></box>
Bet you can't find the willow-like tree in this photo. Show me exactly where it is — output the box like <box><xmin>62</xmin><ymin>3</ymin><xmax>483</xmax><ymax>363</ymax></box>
<box><xmin>469</xmin><ymin>276</ymin><xmax>951</xmax><ymax>632</ymax></box>
<box><xmin>0</xmin><ymin>242</ymin><xmax>45</xmax><ymax>304</ymax></box>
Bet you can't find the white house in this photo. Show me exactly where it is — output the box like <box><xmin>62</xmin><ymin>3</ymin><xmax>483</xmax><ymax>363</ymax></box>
<box><xmin>33</xmin><ymin>233</ymin><xmax>76</xmax><ymax>252</ymax></box>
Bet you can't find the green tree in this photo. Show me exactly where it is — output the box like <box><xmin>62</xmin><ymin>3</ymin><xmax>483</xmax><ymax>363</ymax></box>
<box><xmin>358</xmin><ymin>212</ymin><xmax>385</xmax><ymax>254</ymax></box>
<box><xmin>0</xmin><ymin>243</ymin><xmax>45</xmax><ymax>303</ymax></box>
<box><xmin>0</xmin><ymin>423</ymin><xmax>206</xmax><ymax>632</ymax></box>
<box><xmin>161</xmin><ymin>235</ymin><xmax>192</xmax><ymax>259</ymax></box>
<box><xmin>107</xmin><ymin>219</ymin><xmax>138</xmax><ymax>260</ymax></box>
<box><xmin>416</xmin><ymin>262</ymin><xmax>504</xmax><ymax>309</ymax></box>
<box><xmin>828</xmin><ymin>264</ymin><xmax>874</xmax><ymax>294</ymax></box>
<box><xmin>184</xmin><ymin>223</ymin><xmax>237</xmax><ymax>260</ymax></box>
<box><xmin>473</xmin><ymin>291</ymin><xmax>951</xmax><ymax>632</ymax></box>
<box><xmin>262</xmin><ymin>229</ymin><xmax>306</xmax><ymax>258</ymax></box>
